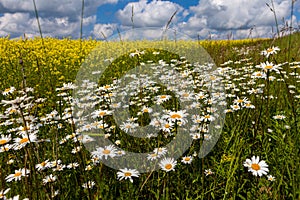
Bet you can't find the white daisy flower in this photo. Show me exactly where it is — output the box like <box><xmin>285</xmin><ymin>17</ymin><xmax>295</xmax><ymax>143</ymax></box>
<box><xmin>5</xmin><ymin>168</ymin><xmax>30</xmax><ymax>182</ymax></box>
<box><xmin>159</xmin><ymin>158</ymin><xmax>177</xmax><ymax>172</ymax></box>
<box><xmin>243</xmin><ymin>156</ymin><xmax>269</xmax><ymax>176</ymax></box>
<box><xmin>0</xmin><ymin>188</ymin><xmax>10</xmax><ymax>199</ymax></box>
<box><xmin>204</xmin><ymin>169</ymin><xmax>214</xmax><ymax>176</ymax></box>
<box><xmin>260</xmin><ymin>46</ymin><xmax>280</xmax><ymax>58</ymax></box>
<box><xmin>43</xmin><ymin>174</ymin><xmax>57</xmax><ymax>185</ymax></box>
<box><xmin>153</xmin><ymin>147</ymin><xmax>167</xmax><ymax>156</ymax></box>
<box><xmin>267</xmin><ymin>175</ymin><xmax>276</xmax><ymax>181</ymax></box>
<box><xmin>92</xmin><ymin>145</ymin><xmax>117</xmax><ymax>159</ymax></box>
<box><xmin>117</xmin><ymin>168</ymin><xmax>140</xmax><ymax>183</ymax></box>
<box><xmin>82</xmin><ymin>181</ymin><xmax>96</xmax><ymax>189</ymax></box>
<box><xmin>181</xmin><ymin>156</ymin><xmax>193</xmax><ymax>164</ymax></box>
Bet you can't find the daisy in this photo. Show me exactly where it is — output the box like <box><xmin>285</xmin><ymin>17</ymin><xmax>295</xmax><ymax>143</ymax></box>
<box><xmin>13</xmin><ymin>133</ymin><xmax>38</xmax><ymax>150</ymax></box>
<box><xmin>147</xmin><ymin>153</ymin><xmax>160</xmax><ymax>161</ymax></box>
<box><xmin>273</xmin><ymin>115</ymin><xmax>286</xmax><ymax>120</ymax></box>
<box><xmin>243</xmin><ymin>156</ymin><xmax>269</xmax><ymax>176</ymax></box>
<box><xmin>153</xmin><ymin>147</ymin><xmax>167</xmax><ymax>156</ymax></box>
<box><xmin>67</xmin><ymin>162</ymin><xmax>79</xmax><ymax>169</ymax></box>
<box><xmin>257</xmin><ymin>61</ymin><xmax>281</xmax><ymax>73</ymax></box>
<box><xmin>179</xmin><ymin>91</ymin><xmax>194</xmax><ymax>101</ymax></box>
<box><xmin>155</xmin><ymin>95</ymin><xmax>171</xmax><ymax>104</ymax></box>
<box><xmin>233</xmin><ymin>96</ymin><xmax>248</xmax><ymax>105</ymax></box>
<box><xmin>120</xmin><ymin>122</ymin><xmax>138</xmax><ymax>133</ymax></box>
<box><xmin>200</xmin><ymin>113</ymin><xmax>215</xmax><ymax>122</ymax></box>
<box><xmin>43</xmin><ymin>174</ymin><xmax>57</xmax><ymax>185</ymax></box>
<box><xmin>244</xmin><ymin>102</ymin><xmax>255</xmax><ymax>109</ymax></box>
<box><xmin>116</xmin><ymin>150</ymin><xmax>126</xmax><ymax>156</ymax></box>
<box><xmin>165</xmin><ymin>110</ymin><xmax>188</xmax><ymax>125</ymax></box>
<box><xmin>49</xmin><ymin>160</ymin><xmax>62</xmax><ymax>168</ymax></box>
<box><xmin>52</xmin><ymin>164</ymin><xmax>66</xmax><ymax>172</ymax></box>
<box><xmin>0</xmin><ymin>188</ymin><xmax>10</xmax><ymax>199</ymax></box>
<box><xmin>35</xmin><ymin>160</ymin><xmax>50</xmax><ymax>171</ymax></box>
<box><xmin>261</xmin><ymin>46</ymin><xmax>280</xmax><ymax>58</ymax></box>
<box><xmin>141</xmin><ymin>106</ymin><xmax>153</xmax><ymax>113</ymax></box>
<box><xmin>82</xmin><ymin>181</ymin><xmax>96</xmax><ymax>189</ymax></box>
<box><xmin>150</xmin><ymin>118</ymin><xmax>162</xmax><ymax>128</ymax></box>
<box><xmin>159</xmin><ymin>157</ymin><xmax>177</xmax><ymax>172</ymax></box>
<box><xmin>230</xmin><ymin>104</ymin><xmax>241</xmax><ymax>111</ymax></box>
<box><xmin>251</xmin><ymin>71</ymin><xmax>267</xmax><ymax>79</ymax></box>
<box><xmin>267</xmin><ymin>175</ymin><xmax>276</xmax><ymax>181</ymax></box>
<box><xmin>204</xmin><ymin>169</ymin><xmax>214</xmax><ymax>176</ymax></box>
<box><xmin>91</xmin><ymin>109</ymin><xmax>112</xmax><ymax>119</ymax></box>
<box><xmin>92</xmin><ymin>145</ymin><xmax>117</xmax><ymax>159</ymax></box>
<box><xmin>0</xmin><ymin>134</ymin><xmax>11</xmax><ymax>145</ymax></box>
<box><xmin>117</xmin><ymin>168</ymin><xmax>140</xmax><ymax>183</ymax></box>
<box><xmin>161</xmin><ymin>120</ymin><xmax>174</xmax><ymax>133</ymax></box>
<box><xmin>203</xmin><ymin>134</ymin><xmax>212</xmax><ymax>141</ymax></box>
<box><xmin>181</xmin><ymin>156</ymin><xmax>193</xmax><ymax>164</ymax></box>
<box><xmin>2</xmin><ymin>86</ymin><xmax>15</xmax><ymax>95</ymax></box>
<box><xmin>71</xmin><ymin>146</ymin><xmax>82</xmax><ymax>154</ymax></box>
<box><xmin>190</xmin><ymin>133</ymin><xmax>201</xmax><ymax>140</ymax></box>
<box><xmin>5</xmin><ymin>168</ymin><xmax>30</xmax><ymax>182</ymax></box>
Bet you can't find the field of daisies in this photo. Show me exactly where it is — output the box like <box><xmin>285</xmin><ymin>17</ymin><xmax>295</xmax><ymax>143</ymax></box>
<box><xmin>0</xmin><ymin>33</ymin><xmax>299</xmax><ymax>200</ymax></box>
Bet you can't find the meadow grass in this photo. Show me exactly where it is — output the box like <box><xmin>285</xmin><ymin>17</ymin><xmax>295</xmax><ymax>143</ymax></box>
<box><xmin>0</xmin><ymin>33</ymin><xmax>299</xmax><ymax>200</ymax></box>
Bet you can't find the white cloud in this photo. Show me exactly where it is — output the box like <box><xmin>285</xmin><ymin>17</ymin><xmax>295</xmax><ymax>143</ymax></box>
<box><xmin>92</xmin><ymin>23</ymin><xmax>117</xmax><ymax>39</ymax></box>
<box><xmin>177</xmin><ymin>0</ymin><xmax>294</xmax><ymax>39</ymax></box>
<box><xmin>0</xmin><ymin>0</ymin><xmax>117</xmax><ymax>38</ymax></box>
<box><xmin>116</xmin><ymin>0</ymin><xmax>184</xmax><ymax>28</ymax></box>
<box><xmin>191</xmin><ymin>0</ymin><xmax>290</xmax><ymax>30</ymax></box>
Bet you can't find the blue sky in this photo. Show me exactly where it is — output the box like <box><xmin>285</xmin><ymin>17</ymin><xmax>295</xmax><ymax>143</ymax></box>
<box><xmin>0</xmin><ymin>0</ymin><xmax>299</xmax><ymax>39</ymax></box>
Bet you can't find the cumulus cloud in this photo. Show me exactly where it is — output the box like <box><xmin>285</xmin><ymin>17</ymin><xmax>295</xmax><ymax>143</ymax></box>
<box><xmin>0</xmin><ymin>0</ymin><xmax>117</xmax><ymax>38</ymax></box>
<box><xmin>116</xmin><ymin>0</ymin><xmax>184</xmax><ymax>28</ymax></box>
<box><xmin>92</xmin><ymin>23</ymin><xmax>117</xmax><ymax>39</ymax></box>
<box><xmin>177</xmin><ymin>0</ymin><xmax>294</xmax><ymax>39</ymax></box>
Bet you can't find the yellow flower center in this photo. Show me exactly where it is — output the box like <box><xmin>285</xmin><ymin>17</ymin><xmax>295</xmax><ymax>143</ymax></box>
<box><xmin>2</xmin><ymin>147</ymin><xmax>9</xmax><ymax>151</ymax></box>
<box><xmin>41</xmin><ymin>162</ymin><xmax>46</xmax><ymax>167</ymax></box>
<box><xmin>204</xmin><ymin>115</ymin><xmax>210</xmax><ymax>119</ymax></box>
<box><xmin>267</xmin><ymin>48</ymin><xmax>273</xmax><ymax>53</ymax></box>
<box><xmin>164</xmin><ymin>124</ymin><xmax>170</xmax><ymax>128</ymax></box>
<box><xmin>9</xmin><ymin>109</ymin><xmax>17</xmax><ymax>114</ymax></box>
<box><xmin>14</xmin><ymin>172</ymin><xmax>22</xmax><ymax>177</ymax></box>
<box><xmin>20</xmin><ymin>138</ymin><xmax>29</xmax><ymax>144</ymax></box>
<box><xmin>251</xmin><ymin>163</ymin><xmax>260</xmax><ymax>171</ymax></box>
<box><xmin>103</xmin><ymin>149</ymin><xmax>111</xmax><ymax>154</ymax></box>
<box><xmin>99</xmin><ymin>125</ymin><xmax>104</xmax><ymax>129</ymax></box>
<box><xmin>160</xmin><ymin>95</ymin><xmax>167</xmax><ymax>99</ymax></box>
<box><xmin>165</xmin><ymin>164</ymin><xmax>172</xmax><ymax>170</ymax></box>
<box><xmin>184</xmin><ymin>157</ymin><xmax>190</xmax><ymax>161</ymax></box>
<box><xmin>182</xmin><ymin>93</ymin><xmax>189</xmax><ymax>97</ymax></box>
<box><xmin>4</xmin><ymin>88</ymin><xmax>11</xmax><ymax>93</ymax></box>
<box><xmin>143</xmin><ymin>108</ymin><xmax>149</xmax><ymax>112</ymax></box>
<box><xmin>0</xmin><ymin>139</ymin><xmax>7</xmax><ymax>145</ymax></box>
<box><xmin>124</xmin><ymin>172</ymin><xmax>132</xmax><ymax>177</ymax></box>
<box><xmin>210</xmin><ymin>76</ymin><xmax>217</xmax><ymax>80</ymax></box>
<box><xmin>265</xmin><ymin>65</ymin><xmax>273</xmax><ymax>69</ymax></box>
<box><xmin>98</xmin><ymin>111</ymin><xmax>106</xmax><ymax>116</ymax></box>
<box><xmin>237</xmin><ymin>99</ymin><xmax>244</xmax><ymax>103</ymax></box>
<box><xmin>125</xmin><ymin>125</ymin><xmax>131</xmax><ymax>129</ymax></box>
<box><xmin>22</xmin><ymin>126</ymin><xmax>30</xmax><ymax>131</ymax></box>
<box><xmin>170</xmin><ymin>114</ymin><xmax>182</xmax><ymax>119</ymax></box>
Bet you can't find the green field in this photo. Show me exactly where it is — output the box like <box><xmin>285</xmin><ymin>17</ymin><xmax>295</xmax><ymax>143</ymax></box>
<box><xmin>0</xmin><ymin>33</ymin><xmax>299</xmax><ymax>199</ymax></box>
